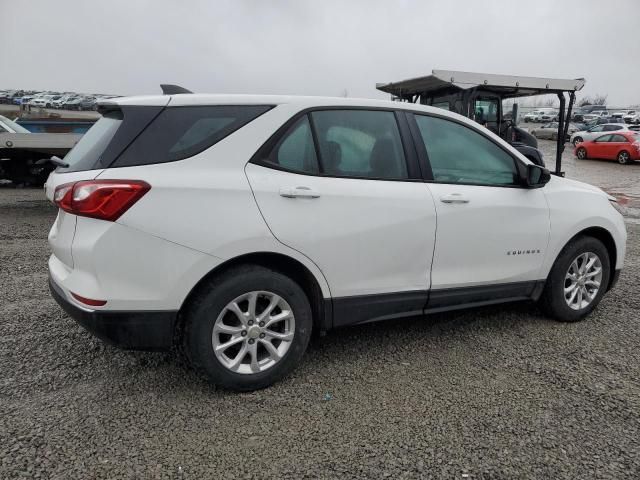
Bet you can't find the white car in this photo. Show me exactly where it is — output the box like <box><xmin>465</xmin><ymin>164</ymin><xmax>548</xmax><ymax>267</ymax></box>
<box><xmin>45</xmin><ymin>93</ymin><xmax>627</xmax><ymax>391</ymax></box>
<box><xmin>624</xmin><ymin>112</ymin><xmax>640</xmax><ymax>124</ymax></box>
<box><xmin>523</xmin><ymin>110</ymin><xmax>544</xmax><ymax>122</ymax></box>
<box><xmin>570</xmin><ymin>123</ymin><xmax>631</xmax><ymax>145</ymax></box>
<box><xmin>29</xmin><ymin>97</ymin><xmax>55</xmax><ymax>108</ymax></box>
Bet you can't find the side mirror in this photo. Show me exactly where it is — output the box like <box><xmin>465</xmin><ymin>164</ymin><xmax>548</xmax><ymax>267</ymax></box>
<box><xmin>526</xmin><ymin>164</ymin><xmax>551</xmax><ymax>188</ymax></box>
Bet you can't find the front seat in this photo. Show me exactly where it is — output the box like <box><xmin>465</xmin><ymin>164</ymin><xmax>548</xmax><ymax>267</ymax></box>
<box><xmin>369</xmin><ymin>138</ymin><xmax>398</xmax><ymax>178</ymax></box>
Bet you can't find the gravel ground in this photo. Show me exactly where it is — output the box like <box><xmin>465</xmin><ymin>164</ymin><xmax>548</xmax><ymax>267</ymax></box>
<box><xmin>1</xmin><ymin>174</ymin><xmax>640</xmax><ymax>478</ymax></box>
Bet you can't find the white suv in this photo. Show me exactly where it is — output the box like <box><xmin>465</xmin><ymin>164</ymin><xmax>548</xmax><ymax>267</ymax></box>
<box><xmin>46</xmin><ymin>94</ymin><xmax>627</xmax><ymax>391</ymax></box>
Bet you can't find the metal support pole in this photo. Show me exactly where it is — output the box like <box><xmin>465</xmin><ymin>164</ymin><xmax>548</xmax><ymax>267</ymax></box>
<box><xmin>555</xmin><ymin>93</ymin><xmax>566</xmax><ymax>176</ymax></box>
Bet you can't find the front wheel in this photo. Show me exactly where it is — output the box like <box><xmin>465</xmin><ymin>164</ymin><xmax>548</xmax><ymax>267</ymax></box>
<box><xmin>617</xmin><ymin>150</ymin><xmax>631</xmax><ymax>165</ymax></box>
<box><xmin>183</xmin><ymin>265</ymin><xmax>313</xmax><ymax>391</ymax></box>
<box><xmin>576</xmin><ymin>147</ymin><xmax>587</xmax><ymax>159</ymax></box>
<box><xmin>539</xmin><ymin>236</ymin><xmax>610</xmax><ymax>322</ymax></box>
<box><xmin>573</xmin><ymin>137</ymin><xmax>583</xmax><ymax>146</ymax></box>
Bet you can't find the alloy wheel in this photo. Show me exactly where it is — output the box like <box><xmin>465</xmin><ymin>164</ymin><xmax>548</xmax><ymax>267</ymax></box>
<box><xmin>576</xmin><ymin>148</ymin><xmax>586</xmax><ymax>159</ymax></box>
<box><xmin>618</xmin><ymin>151</ymin><xmax>630</xmax><ymax>164</ymax></box>
<box><xmin>573</xmin><ymin>137</ymin><xmax>583</xmax><ymax>146</ymax></box>
<box><xmin>212</xmin><ymin>291</ymin><xmax>295</xmax><ymax>374</ymax></box>
<box><xmin>564</xmin><ymin>252</ymin><xmax>602</xmax><ymax>311</ymax></box>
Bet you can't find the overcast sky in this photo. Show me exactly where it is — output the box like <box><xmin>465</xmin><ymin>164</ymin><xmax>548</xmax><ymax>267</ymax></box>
<box><xmin>2</xmin><ymin>0</ymin><xmax>639</xmax><ymax>106</ymax></box>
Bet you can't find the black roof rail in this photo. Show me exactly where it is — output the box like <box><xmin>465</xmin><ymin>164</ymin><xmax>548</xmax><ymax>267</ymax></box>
<box><xmin>160</xmin><ymin>84</ymin><xmax>193</xmax><ymax>95</ymax></box>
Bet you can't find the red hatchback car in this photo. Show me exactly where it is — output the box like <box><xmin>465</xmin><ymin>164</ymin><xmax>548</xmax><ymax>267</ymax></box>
<box><xmin>575</xmin><ymin>131</ymin><xmax>640</xmax><ymax>164</ymax></box>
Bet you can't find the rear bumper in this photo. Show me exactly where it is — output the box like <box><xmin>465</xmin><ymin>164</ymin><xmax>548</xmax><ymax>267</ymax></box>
<box><xmin>49</xmin><ymin>276</ymin><xmax>177</xmax><ymax>351</ymax></box>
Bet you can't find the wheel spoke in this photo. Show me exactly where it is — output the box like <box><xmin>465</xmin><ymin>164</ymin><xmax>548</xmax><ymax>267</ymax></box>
<box><xmin>249</xmin><ymin>342</ymin><xmax>260</xmax><ymax>373</ymax></box>
<box><xmin>257</xmin><ymin>295</ymin><xmax>280</xmax><ymax>322</ymax></box>
<box><xmin>584</xmin><ymin>255</ymin><xmax>597</xmax><ymax>272</ymax></box>
<box><xmin>576</xmin><ymin>287</ymin><xmax>583</xmax><ymax>308</ymax></box>
<box><xmin>564</xmin><ymin>283</ymin><xmax>577</xmax><ymax>294</ymax></box>
<box><xmin>585</xmin><ymin>267</ymin><xmax>602</xmax><ymax>278</ymax></box>
<box><xmin>227</xmin><ymin>302</ymin><xmax>248</xmax><ymax>326</ymax></box>
<box><xmin>260</xmin><ymin>339</ymin><xmax>282</xmax><ymax>361</ymax></box>
<box><xmin>569</xmin><ymin>259</ymin><xmax>579</xmax><ymax>276</ymax></box>
<box><xmin>214</xmin><ymin>323</ymin><xmax>243</xmax><ymax>335</ymax></box>
<box><xmin>585</xmin><ymin>279</ymin><xmax>600</xmax><ymax>288</ymax></box>
<box><xmin>568</xmin><ymin>287</ymin><xmax>579</xmax><ymax>305</ymax></box>
<box><xmin>265</xmin><ymin>310</ymin><xmax>293</xmax><ymax>328</ymax></box>
<box><xmin>227</xmin><ymin>342</ymin><xmax>249</xmax><ymax>372</ymax></box>
<box><xmin>247</xmin><ymin>292</ymin><xmax>258</xmax><ymax>319</ymax></box>
<box><xmin>265</xmin><ymin>330</ymin><xmax>294</xmax><ymax>342</ymax></box>
<box><xmin>215</xmin><ymin>335</ymin><xmax>244</xmax><ymax>353</ymax></box>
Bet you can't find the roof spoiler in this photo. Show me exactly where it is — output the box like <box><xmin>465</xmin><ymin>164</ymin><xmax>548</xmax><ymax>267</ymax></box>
<box><xmin>160</xmin><ymin>84</ymin><xmax>193</xmax><ymax>95</ymax></box>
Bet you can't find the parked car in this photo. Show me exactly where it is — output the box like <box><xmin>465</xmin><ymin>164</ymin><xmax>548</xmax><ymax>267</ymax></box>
<box><xmin>62</xmin><ymin>97</ymin><xmax>83</xmax><ymax>110</ymax></box>
<box><xmin>580</xmin><ymin>105</ymin><xmax>608</xmax><ymax>114</ymax></box>
<box><xmin>52</xmin><ymin>95</ymin><xmax>73</xmax><ymax>109</ymax></box>
<box><xmin>79</xmin><ymin>96</ymin><xmax>97</xmax><ymax>110</ymax></box>
<box><xmin>524</xmin><ymin>110</ymin><xmax>544</xmax><ymax>122</ymax></box>
<box><xmin>539</xmin><ymin>111</ymin><xmax>559</xmax><ymax>122</ymax></box>
<box><xmin>14</xmin><ymin>95</ymin><xmax>34</xmax><ymax>105</ymax></box>
<box><xmin>575</xmin><ymin>131</ymin><xmax>640</xmax><ymax>164</ymax></box>
<box><xmin>624</xmin><ymin>112</ymin><xmax>639</xmax><ymax>124</ymax></box>
<box><xmin>570</xmin><ymin>123</ymin><xmax>631</xmax><ymax>145</ymax></box>
<box><xmin>44</xmin><ymin>93</ymin><xmax>627</xmax><ymax>391</ymax></box>
<box><xmin>29</xmin><ymin>95</ymin><xmax>60</xmax><ymax>108</ymax></box>
<box><xmin>530</xmin><ymin>122</ymin><xmax>580</xmax><ymax>140</ymax></box>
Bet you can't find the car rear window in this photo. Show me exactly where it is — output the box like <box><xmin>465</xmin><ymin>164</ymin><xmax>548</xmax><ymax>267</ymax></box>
<box><xmin>112</xmin><ymin>105</ymin><xmax>272</xmax><ymax>168</ymax></box>
<box><xmin>60</xmin><ymin>104</ymin><xmax>272</xmax><ymax>172</ymax></box>
<box><xmin>61</xmin><ymin>110</ymin><xmax>124</xmax><ymax>172</ymax></box>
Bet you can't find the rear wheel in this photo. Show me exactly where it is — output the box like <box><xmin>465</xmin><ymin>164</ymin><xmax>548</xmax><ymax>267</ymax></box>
<box><xmin>183</xmin><ymin>265</ymin><xmax>312</xmax><ymax>391</ymax></box>
<box><xmin>617</xmin><ymin>150</ymin><xmax>631</xmax><ymax>165</ymax></box>
<box><xmin>576</xmin><ymin>147</ymin><xmax>587</xmax><ymax>159</ymax></box>
<box><xmin>539</xmin><ymin>236</ymin><xmax>610</xmax><ymax>322</ymax></box>
<box><xmin>573</xmin><ymin>136</ymin><xmax>583</xmax><ymax>146</ymax></box>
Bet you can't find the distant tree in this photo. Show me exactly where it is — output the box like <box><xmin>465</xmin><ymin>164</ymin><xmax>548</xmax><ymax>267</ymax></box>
<box><xmin>593</xmin><ymin>94</ymin><xmax>607</xmax><ymax>105</ymax></box>
<box><xmin>542</xmin><ymin>98</ymin><xmax>555</xmax><ymax>107</ymax></box>
<box><xmin>577</xmin><ymin>94</ymin><xmax>607</xmax><ymax>106</ymax></box>
<box><xmin>577</xmin><ymin>96</ymin><xmax>592</xmax><ymax>106</ymax></box>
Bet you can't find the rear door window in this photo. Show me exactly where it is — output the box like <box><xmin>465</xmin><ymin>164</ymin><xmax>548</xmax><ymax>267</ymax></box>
<box><xmin>310</xmin><ymin>110</ymin><xmax>408</xmax><ymax>179</ymax></box>
<box><xmin>610</xmin><ymin>134</ymin><xmax>628</xmax><ymax>142</ymax></box>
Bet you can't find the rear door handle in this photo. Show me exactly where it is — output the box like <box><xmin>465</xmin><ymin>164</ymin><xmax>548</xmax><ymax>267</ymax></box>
<box><xmin>440</xmin><ymin>193</ymin><xmax>469</xmax><ymax>204</ymax></box>
<box><xmin>279</xmin><ymin>186</ymin><xmax>321</xmax><ymax>199</ymax></box>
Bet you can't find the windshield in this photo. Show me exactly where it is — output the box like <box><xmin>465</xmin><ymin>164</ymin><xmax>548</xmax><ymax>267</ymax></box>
<box><xmin>0</xmin><ymin>115</ymin><xmax>30</xmax><ymax>134</ymax></box>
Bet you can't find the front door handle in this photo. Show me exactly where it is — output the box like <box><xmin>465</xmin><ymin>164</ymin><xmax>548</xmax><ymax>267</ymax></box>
<box><xmin>440</xmin><ymin>193</ymin><xmax>469</xmax><ymax>204</ymax></box>
<box><xmin>279</xmin><ymin>186</ymin><xmax>321</xmax><ymax>199</ymax></box>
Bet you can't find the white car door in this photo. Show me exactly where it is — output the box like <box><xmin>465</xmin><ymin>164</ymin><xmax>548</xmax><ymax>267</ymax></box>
<box><xmin>246</xmin><ymin>109</ymin><xmax>437</xmax><ymax>326</ymax></box>
<box><xmin>408</xmin><ymin>112</ymin><xmax>550</xmax><ymax>307</ymax></box>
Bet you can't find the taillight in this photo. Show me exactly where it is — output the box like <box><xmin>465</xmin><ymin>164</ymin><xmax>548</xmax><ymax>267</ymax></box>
<box><xmin>54</xmin><ymin>180</ymin><xmax>150</xmax><ymax>221</ymax></box>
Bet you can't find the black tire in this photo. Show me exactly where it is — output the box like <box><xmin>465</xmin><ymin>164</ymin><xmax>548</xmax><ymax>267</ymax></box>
<box><xmin>617</xmin><ymin>150</ymin><xmax>631</xmax><ymax>165</ymax></box>
<box><xmin>183</xmin><ymin>265</ymin><xmax>313</xmax><ymax>391</ymax></box>
<box><xmin>576</xmin><ymin>147</ymin><xmax>587</xmax><ymax>159</ymax></box>
<box><xmin>573</xmin><ymin>136</ymin><xmax>583</xmax><ymax>146</ymax></box>
<box><xmin>539</xmin><ymin>236</ymin><xmax>611</xmax><ymax>322</ymax></box>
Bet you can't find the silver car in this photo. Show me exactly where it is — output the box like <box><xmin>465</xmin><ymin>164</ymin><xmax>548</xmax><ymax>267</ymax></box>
<box><xmin>570</xmin><ymin>123</ymin><xmax>630</xmax><ymax>146</ymax></box>
<box><xmin>531</xmin><ymin>122</ymin><xmax>579</xmax><ymax>140</ymax></box>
